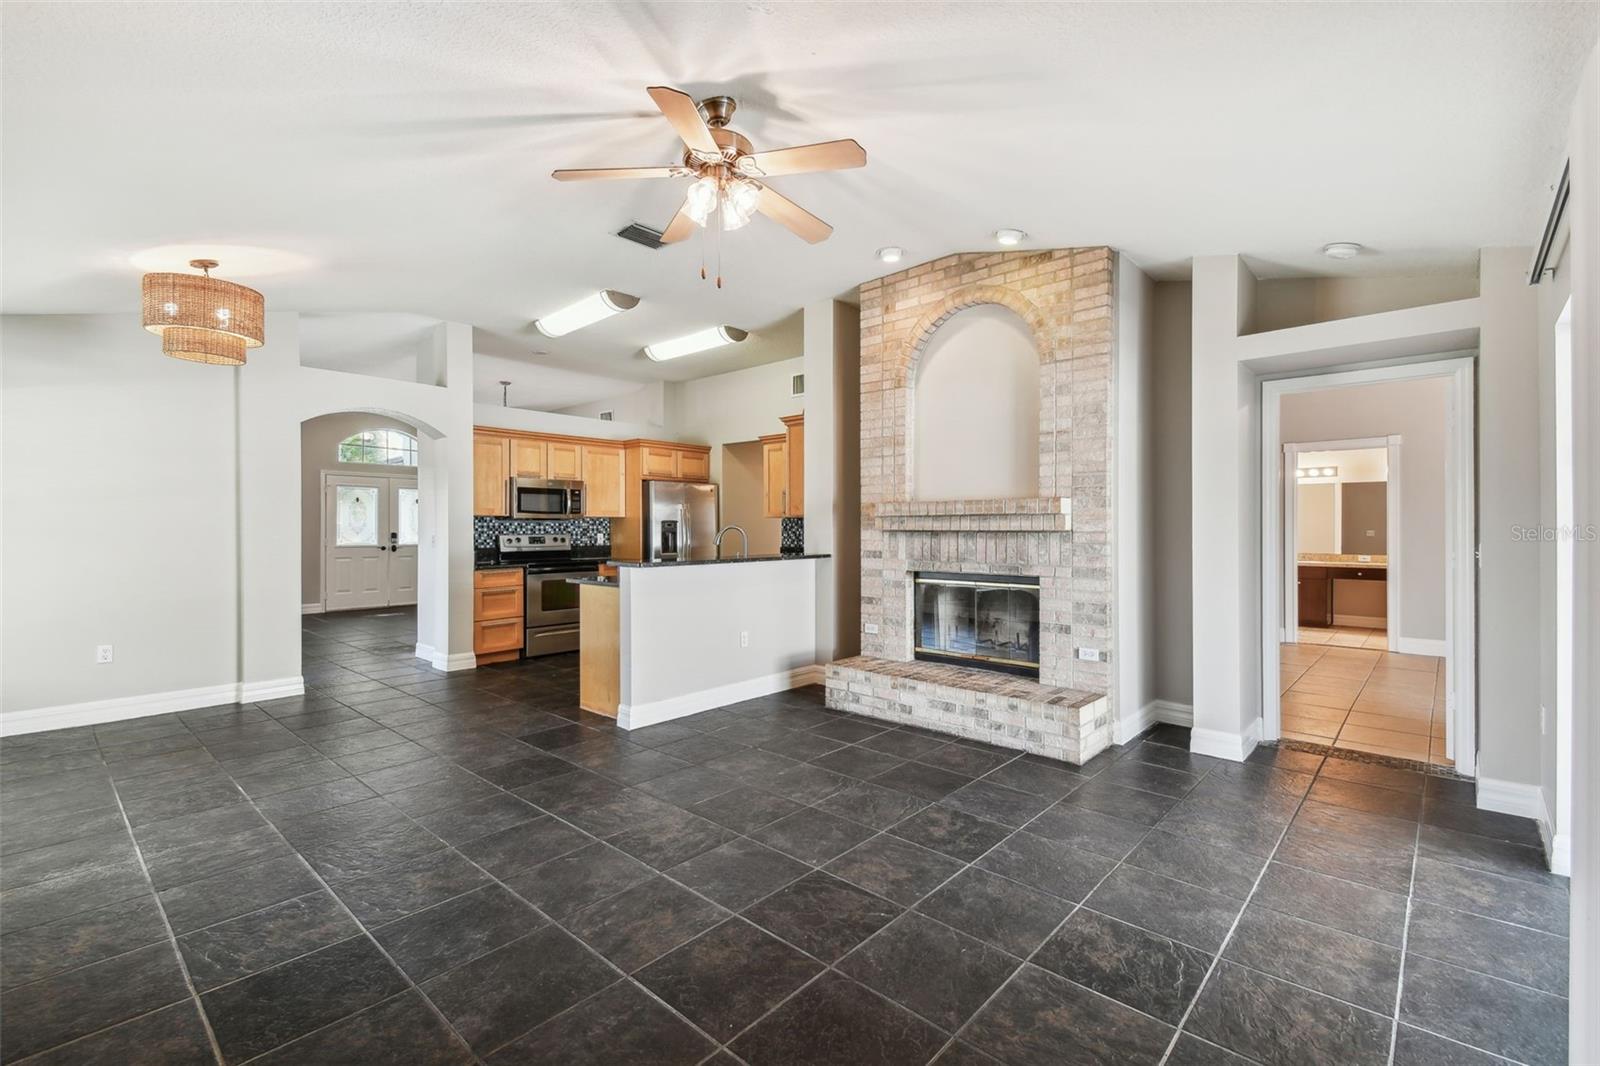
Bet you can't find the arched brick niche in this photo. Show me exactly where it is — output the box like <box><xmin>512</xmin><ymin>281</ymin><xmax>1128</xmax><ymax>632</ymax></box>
<box><xmin>849</xmin><ymin>247</ymin><xmax>1117</xmax><ymax>719</ymax></box>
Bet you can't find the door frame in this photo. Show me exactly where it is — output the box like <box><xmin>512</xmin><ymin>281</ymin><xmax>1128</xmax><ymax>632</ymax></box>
<box><xmin>1280</xmin><ymin>435</ymin><xmax>1402</xmax><ymax>650</ymax></box>
<box><xmin>1259</xmin><ymin>355</ymin><xmax>1476</xmax><ymax>775</ymax></box>
<box><xmin>318</xmin><ymin>470</ymin><xmax>419</xmax><ymax>612</ymax></box>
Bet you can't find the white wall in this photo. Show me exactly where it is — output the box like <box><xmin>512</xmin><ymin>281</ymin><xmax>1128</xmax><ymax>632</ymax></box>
<box><xmin>300</xmin><ymin>411</ymin><xmax>417</xmax><ymax>606</ymax></box>
<box><xmin>1114</xmin><ymin>256</ymin><xmax>1159</xmax><ymax>738</ymax></box>
<box><xmin>1248</xmin><ymin>274</ymin><xmax>1478</xmax><ymax>333</ymax></box>
<box><xmin>2</xmin><ymin>315</ymin><xmax>249</xmax><ymax>714</ymax></box>
<box><xmin>472</xmin><ymin>403</ymin><xmax>663</xmax><ymax>443</ymax></box>
<box><xmin>554</xmin><ymin>381</ymin><xmax>668</xmax><ymax>427</ymax></box>
<box><xmin>618</xmin><ymin>559</ymin><xmax>819</xmax><ymax>726</ymax></box>
<box><xmin>666</xmin><ymin>356</ymin><xmax>805</xmax><ymax>486</ymax></box>
<box><xmin>912</xmin><ymin>305</ymin><xmax>1040</xmax><ymax>501</ymax></box>
<box><xmin>803</xmin><ymin>299</ymin><xmax>860</xmax><ymax>664</ymax></box>
<box><xmin>1281</xmin><ymin>377</ymin><xmax>1447</xmax><ymax>641</ymax></box>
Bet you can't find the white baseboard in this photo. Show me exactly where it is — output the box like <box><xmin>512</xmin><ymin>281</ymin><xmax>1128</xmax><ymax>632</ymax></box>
<box><xmin>618</xmin><ymin>665</ymin><xmax>823</xmax><ymax>730</ymax></box>
<box><xmin>1115</xmin><ymin>699</ymin><xmax>1193</xmax><ymax>744</ymax></box>
<box><xmin>0</xmin><ymin>675</ymin><xmax>306</xmax><ymax>737</ymax></box>
<box><xmin>1396</xmin><ymin>637</ymin><xmax>1448</xmax><ymax>657</ymax></box>
<box><xmin>301</xmin><ymin>603</ymin><xmax>324</xmax><ymax>615</ymax></box>
<box><xmin>415</xmin><ymin>643</ymin><xmax>476</xmax><ymax>672</ymax></box>
<box><xmin>1475</xmin><ymin>776</ymin><xmax>1543</xmax><ymax>820</ymax></box>
<box><xmin>1532</xmin><ymin>787</ymin><xmax>1572</xmax><ymax>876</ymax></box>
<box><xmin>1334</xmin><ymin>613</ymin><xmax>1388</xmax><ymax>628</ymax></box>
<box><xmin>1189</xmin><ymin>718</ymin><xmax>1262</xmax><ymax>762</ymax></box>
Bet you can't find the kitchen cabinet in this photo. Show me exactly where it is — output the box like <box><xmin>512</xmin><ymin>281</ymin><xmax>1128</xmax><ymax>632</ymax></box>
<box><xmin>640</xmin><ymin>443</ymin><xmax>680</xmax><ymax>479</ymax></box>
<box><xmin>473</xmin><ymin>433</ymin><xmax>509</xmax><ymax>516</ymax></box>
<box><xmin>678</xmin><ymin>449</ymin><xmax>709</xmax><ymax>481</ymax></box>
<box><xmin>761</xmin><ymin>433</ymin><xmax>789</xmax><ymax>518</ymax></box>
<box><xmin>1297</xmin><ymin>565</ymin><xmax>1332</xmax><ymax>627</ymax></box>
<box><xmin>581</xmin><ymin>442</ymin><xmax>627</xmax><ymax>518</ymax></box>
<box><xmin>510</xmin><ymin>437</ymin><xmax>546</xmax><ymax>478</ymax></box>
<box><xmin>608</xmin><ymin>439</ymin><xmax>714</xmax><ymax>560</ymax></box>
<box><xmin>473</xmin><ymin>568</ymin><xmax>523</xmax><ymax>664</ymax></box>
<box><xmin>781</xmin><ymin>413</ymin><xmax>804</xmax><ymax>517</ymax></box>
<box><xmin>548</xmin><ymin>440</ymin><xmax>583</xmax><ymax>480</ymax></box>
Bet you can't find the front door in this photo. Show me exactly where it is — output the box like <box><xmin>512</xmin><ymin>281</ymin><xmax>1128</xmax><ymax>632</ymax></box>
<box><xmin>323</xmin><ymin>474</ymin><xmax>419</xmax><ymax>611</ymax></box>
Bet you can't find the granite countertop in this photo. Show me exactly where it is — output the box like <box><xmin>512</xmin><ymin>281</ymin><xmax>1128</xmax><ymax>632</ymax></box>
<box><xmin>1297</xmin><ymin>554</ymin><xmax>1388</xmax><ymax>571</ymax></box>
<box><xmin>610</xmin><ymin>553</ymin><xmax>831</xmax><ymax>569</ymax></box>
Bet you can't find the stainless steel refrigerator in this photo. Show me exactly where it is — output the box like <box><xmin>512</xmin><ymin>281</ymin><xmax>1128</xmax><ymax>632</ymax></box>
<box><xmin>642</xmin><ymin>480</ymin><xmax>719</xmax><ymax>561</ymax></box>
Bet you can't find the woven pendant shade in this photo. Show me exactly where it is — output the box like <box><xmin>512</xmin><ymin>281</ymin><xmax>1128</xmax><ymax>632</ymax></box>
<box><xmin>141</xmin><ymin>260</ymin><xmax>264</xmax><ymax>365</ymax></box>
<box><xmin>161</xmin><ymin>327</ymin><xmax>247</xmax><ymax>366</ymax></box>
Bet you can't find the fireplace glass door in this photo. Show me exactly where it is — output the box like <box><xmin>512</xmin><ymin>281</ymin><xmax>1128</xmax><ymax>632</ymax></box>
<box><xmin>915</xmin><ymin>572</ymin><xmax>1040</xmax><ymax>677</ymax></box>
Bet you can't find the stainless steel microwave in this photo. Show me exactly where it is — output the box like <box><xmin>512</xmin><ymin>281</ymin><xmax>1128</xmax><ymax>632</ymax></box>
<box><xmin>511</xmin><ymin>478</ymin><xmax>584</xmax><ymax>518</ymax></box>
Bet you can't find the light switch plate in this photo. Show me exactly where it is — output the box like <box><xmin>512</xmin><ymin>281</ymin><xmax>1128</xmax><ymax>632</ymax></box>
<box><xmin>864</xmin><ymin>623</ymin><xmax>880</xmax><ymax>635</ymax></box>
<box><xmin>1076</xmin><ymin>647</ymin><xmax>1101</xmax><ymax>662</ymax></box>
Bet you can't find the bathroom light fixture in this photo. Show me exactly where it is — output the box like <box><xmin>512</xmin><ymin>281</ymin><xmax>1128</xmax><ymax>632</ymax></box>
<box><xmin>644</xmin><ymin>325</ymin><xmax>749</xmax><ymax>362</ymax></box>
<box><xmin>1322</xmin><ymin>242</ymin><xmax>1363</xmax><ymax>260</ymax></box>
<box><xmin>994</xmin><ymin>228</ymin><xmax>1027</xmax><ymax>246</ymax></box>
<box><xmin>141</xmin><ymin>259</ymin><xmax>264</xmax><ymax>366</ymax></box>
<box><xmin>877</xmin><ymin>246</ymin><xmax>903</xmax><ymax>264</ymax></box>
<box><xmin>534</xmin><ymin>290</ymin><xmax>641</xmax><ymax>337</ymax></box>
<box><xmin>1297</xmin><ymin>466</ymin><xmax>1339</xmax><ymax>478</ymax></box>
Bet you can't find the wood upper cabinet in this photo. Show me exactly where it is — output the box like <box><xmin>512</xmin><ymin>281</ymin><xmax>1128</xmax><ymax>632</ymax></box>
<box><xmin>677</xmin><ymin>449</ymin><xmax>709</xmax><ymax>481</ymax></box>
<box><xmin>761</xmin><ymin>433</ymin><xmax>788</xmax><ymax>518</ymax></box>
<box><xmin>781</xmin><ymin>414</ymin><xmax>804</xmax><ymax>517</ymax></box>
<box><xmin>640</xmin><ymin>444</ymin><xmax>680</xmax><ymax>479</ymax></box>
<box><xmin>510</xmin><ymin>437</ymin><xmax>546</xmax><ymax>478</ymax></box>
<box><xmin>547</xmin><ymin>440</ymin><xmax>583</xmax><ymax>480</ymax></box>
<box><xmin>581</xmin><ymin>442</ymin><xmax>627</xmax><ymax>518</ymax></box>
<box><xmin>473</xmin><ymin>433</ymin><xmax>510</xmax><ymax>516</ymax></box>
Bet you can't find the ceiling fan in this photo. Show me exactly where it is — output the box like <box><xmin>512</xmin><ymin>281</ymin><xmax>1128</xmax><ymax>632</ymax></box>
<box><xmin>553</xmin><ymin>87</ymin><xmax>865</xmax><ymax>281</ymax></box>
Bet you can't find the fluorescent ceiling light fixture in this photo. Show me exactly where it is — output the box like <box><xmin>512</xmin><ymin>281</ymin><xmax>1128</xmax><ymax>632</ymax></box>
<box><xmin>1322</xmin><ymin>242</ymin><xmax>1363</xmax><ymax>260</ymax></box>
<box><xmin>994</xmin><ymin>228</ymin><xmax>1027</xmax><ymax>246</ymax></box>
<box><xmin>877</xmin><ymin>246</ymin><xmax>903</xmax><ymax>264</ymax></box>
<box><xmin>644</xmin><ymin>325</ymin><xmax>749</xmax><ymax>362</ymax></box>
<box><xmin>534</xmin><ymin>290</ymin><xmax>640</xmax><ymax>337</ymax></box>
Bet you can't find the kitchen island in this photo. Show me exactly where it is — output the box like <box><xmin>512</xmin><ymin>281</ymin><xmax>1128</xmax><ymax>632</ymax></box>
<box><xmin>573</xmin><ymin>554</ymin><xmax>830</xmax><ymax>728</ymax></box>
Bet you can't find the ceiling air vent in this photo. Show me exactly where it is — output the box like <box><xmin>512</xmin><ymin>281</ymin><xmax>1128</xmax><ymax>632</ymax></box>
<box><xmin>598</xmin><ymin>410</ymin><xmax>614</xmax><ymax>422</ymax></box>
<box><xmin>790</xmin><ymin>372</ymin><xmax>805</xmax><ymax>397</ymax></box>
<box><xmin>616</xmin><ymin>223</ymin><xmax>665</xmax><ymax>250</ymax></box>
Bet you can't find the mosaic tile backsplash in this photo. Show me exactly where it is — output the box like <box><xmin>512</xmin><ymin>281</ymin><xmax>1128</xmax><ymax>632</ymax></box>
<box><xmin>473</xmin><ymin>516</ymin><xmax>611</xmax><ymax>549</ymax></box>
<box><xmin>781</xmin><ymin>517</ymin><xmax>804</xmax><ymax>553</ymax></box>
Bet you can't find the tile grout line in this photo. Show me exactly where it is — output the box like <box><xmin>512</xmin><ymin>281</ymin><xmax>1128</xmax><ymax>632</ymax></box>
<box><xmin>1385</xmin><ymin>816</ymin><xmax>1425</xmax><ymax>1066</ymax></box>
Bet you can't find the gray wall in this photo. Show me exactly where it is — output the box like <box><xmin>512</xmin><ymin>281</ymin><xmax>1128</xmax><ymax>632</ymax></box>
<box><xmin>1151</xmin><ymin>281</ymin><xmax>1194</xmax><ymax>706</ymax></box>
<box><xmin>1340</xmin><ymin>482</ymin><xmax>1388</xmax><ymax>554</ymax></box>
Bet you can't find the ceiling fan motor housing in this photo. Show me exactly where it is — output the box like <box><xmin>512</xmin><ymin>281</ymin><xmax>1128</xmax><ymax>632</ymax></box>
<box><xmin>697</xmin><ymin>95</ymin><xmax>737</xmax><ymax>128</ymax></box>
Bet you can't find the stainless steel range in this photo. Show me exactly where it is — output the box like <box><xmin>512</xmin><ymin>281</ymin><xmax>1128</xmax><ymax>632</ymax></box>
<box><xmin>496</xmin><ymin>534</ymin><xmax>601</xmax><ymax>657</ymax></box>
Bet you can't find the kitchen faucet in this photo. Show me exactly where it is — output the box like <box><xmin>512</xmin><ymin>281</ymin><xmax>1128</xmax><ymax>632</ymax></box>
<box><xmin>715</xmin><ymin>525</ymin><xmax>748</xmax><ymax>560</ymax></box>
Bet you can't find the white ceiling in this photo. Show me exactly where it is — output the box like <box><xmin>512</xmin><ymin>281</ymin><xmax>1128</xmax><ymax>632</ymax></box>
<box><xmin>4</xmin><ymin>2</ymin><xmax>1594</xmax><ymax>398</ymax></box>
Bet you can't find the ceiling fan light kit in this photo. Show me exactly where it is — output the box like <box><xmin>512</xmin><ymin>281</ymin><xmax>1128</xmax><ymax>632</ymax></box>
<box><xmin>533</xmin><ymin>289</ymin><xmax>640</xmax><ymax>337</ymax></box>
<box><xmin>553</xmin><ymin>85</ymin><xmax>866</xmax><ymax>285</ymax></box>
<box><xmin>644</xmin><ymin>325</ymin><xmax>748</xmax><ymax>362</ymax></box>
<box><xmin>141</xmin><ymin>259</ymin><xmax>264</xmax><ymax>365</ymax></box>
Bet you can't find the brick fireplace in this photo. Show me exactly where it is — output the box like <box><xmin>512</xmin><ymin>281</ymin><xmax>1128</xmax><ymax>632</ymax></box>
<box><xmin>825</xmin><ymin>248</ymin><xmax>1119</xmax><ymax>764</ymax></box>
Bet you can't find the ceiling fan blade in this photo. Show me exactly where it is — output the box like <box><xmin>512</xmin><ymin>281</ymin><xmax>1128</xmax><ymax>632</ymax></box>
<box><xmin>646</xmin><ymin>86</ymin><xmax>719</xmax><ymax>155</ymax></box>
<box><xmin>551</xmin><ymin>166</ymin><xmax>683</xmax><ymax>182</ymax></box>
<box><xmin>660</xmin><ymin>199</ymin><xmax>696</xmax><ymax>243</ymax></box>
<box><xmin>756</xmin><ymin>184</ymin><xmax>832</xmax><ymax>244</ymax></box>
<box><xmin>744</xmin><ymin>139</ymin><xmax>866</xmax><ymax>177</ymax></box>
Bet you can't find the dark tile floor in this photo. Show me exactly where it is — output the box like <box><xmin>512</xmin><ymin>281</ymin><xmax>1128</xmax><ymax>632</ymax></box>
<box><xmin>0</xmin><ymin>608</ymin><xmax>1570</xmax><ymax>1065</ymax></box>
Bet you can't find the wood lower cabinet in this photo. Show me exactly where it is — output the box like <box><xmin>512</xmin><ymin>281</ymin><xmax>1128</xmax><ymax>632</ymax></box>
<box><xmin>473</xmin><ymin>568</ymin><xmax>524</xmax><ymax>664</ymax></box>
<box><xmin>473</xmin><ymin>434</ymin><xmax>510</xmax><ymax>516</ymax></box>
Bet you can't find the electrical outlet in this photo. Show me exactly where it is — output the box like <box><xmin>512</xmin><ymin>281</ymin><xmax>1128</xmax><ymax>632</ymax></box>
<box><xmin>739</xmin><ymin>630</ymin><xmax>749</xmax><ymax>649</ymax></box>
<box><xmin>1076</xmin><ymin>647</ymin><xmax>1101</xmax><ymax>663</ymax></box>
<box><xmin>96</xmin><ymin>645</ymin><xmax>114</xmax><ymax>664</ymax></box>
<box><xmin>864</xmin><ymin>623</ymin><xmax>880</xmax><ymax>635</ymax></box>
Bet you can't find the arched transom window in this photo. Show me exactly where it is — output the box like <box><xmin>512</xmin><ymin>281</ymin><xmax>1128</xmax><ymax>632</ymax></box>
<box><xmin>337</xmin><ymin>428</ymin><xmax>417</xmax><ymax>466</ymax></box>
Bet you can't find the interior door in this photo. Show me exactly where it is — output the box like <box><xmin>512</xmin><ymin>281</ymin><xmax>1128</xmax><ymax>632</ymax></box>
<box><xmin>325</xmin><ymin>476</ymin><xmax>390</xmax><ymax>611</ymax></box>
<box><xmin>387</xmin><ymin>479</ymin><xmax>419</xmax><ymax>606</ymax></box>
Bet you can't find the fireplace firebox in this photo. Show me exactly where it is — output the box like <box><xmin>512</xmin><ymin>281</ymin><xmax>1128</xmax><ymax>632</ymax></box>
<box><xmin>914</xmin><ymin>572</ymin><xmax>1040</xmax><ymax>678</ymax></box>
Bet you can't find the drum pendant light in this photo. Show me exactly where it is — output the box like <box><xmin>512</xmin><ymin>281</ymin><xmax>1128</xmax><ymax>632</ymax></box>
<box><xmin>141</xmin><ymin>259</ymin><xmax>264</xmax><ymax>365</ymax></box>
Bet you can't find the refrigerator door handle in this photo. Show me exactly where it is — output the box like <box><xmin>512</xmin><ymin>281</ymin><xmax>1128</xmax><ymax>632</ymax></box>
<box><xmin>678</xmin><ymin>504</ymin><xmax>690</xmax><ymax>556</ymax></box>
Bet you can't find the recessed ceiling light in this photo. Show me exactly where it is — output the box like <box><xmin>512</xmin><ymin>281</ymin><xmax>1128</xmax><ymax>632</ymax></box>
<box><xmin>994</xmin><ymin>229</ymin><xmax>1027</xmax><ymax>247</ymax></box>
<box><xmin>644</xmin><ymin>325</ymin><xmax>749</xmax><ymax>362</ymax></box>
<box><xmin>1322</xmin><ymin>242</ymin><xmax>1363</xmax><ymax>260</ymax></box>
<box><xmin>533</xmin><ymin>290</ymin><xmax>640</xmax><ymax>337</ymax></box>
<box><xmin>877</xmin><ymin>246</ymin><xmax>903</xmax><ymax>264</ymax></box>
